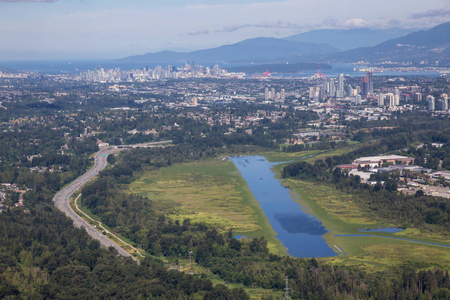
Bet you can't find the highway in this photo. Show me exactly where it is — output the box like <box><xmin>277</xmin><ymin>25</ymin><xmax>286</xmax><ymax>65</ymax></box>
<box><xmin>52</xmin><ymin>147</ymin><xmax>134</xmax><ymax>259</ymax></box>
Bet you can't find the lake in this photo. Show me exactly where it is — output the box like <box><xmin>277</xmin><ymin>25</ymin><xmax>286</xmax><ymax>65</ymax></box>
<box><xmin>230</xmin><ymin>155</ymin><xmax>337</xmax><ymax>258</ymax></box>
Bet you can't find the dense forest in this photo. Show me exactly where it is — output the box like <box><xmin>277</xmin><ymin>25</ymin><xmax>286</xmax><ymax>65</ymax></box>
<box><xmin>0</xmin><ymin>177</ymin><xmax>248</xmax><ymax>299</ymax></box>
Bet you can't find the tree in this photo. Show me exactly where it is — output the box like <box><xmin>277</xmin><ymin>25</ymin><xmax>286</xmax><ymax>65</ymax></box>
<box><xmin>415</xmin><ymin>190</ymin><xmax>425</xmax><ymax>197</ymax></box>
<box><xmin>107</xmin><ymin>154</ymin><xmax>116</xmax><ymax>165</ymax></box>
<box><xmin>204</xmin><ymin>284</ymin><xmax>232</xmax><ymax>300</ymax></box>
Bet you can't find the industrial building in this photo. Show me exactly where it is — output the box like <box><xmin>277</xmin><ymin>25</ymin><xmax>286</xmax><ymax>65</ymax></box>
<box><xmin>353</xmin><ymin>155</ymin><xmax>415</xmax><ymax>168</ymax></box>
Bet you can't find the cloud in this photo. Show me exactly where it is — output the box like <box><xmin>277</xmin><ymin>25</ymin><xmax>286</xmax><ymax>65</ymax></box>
<box><xmin>411</xmin><ymin>6</ymin><xmax>450</xmax><ymax>19</ymax></box>
<box><xmin>187</xmin><ymin>29</ymin><xmax>210</xmax><ymax>36</ymax></box>
<box><xmin>1</xmin><ymin>0</ymin><xmax>447</xmax><ymax>59</ymax></box>
<box><xmin>0</xmin><ymin>0</ymin><xmax>58</xmax><ymax>2</ymax></box>
<box><xmin>185</xmin><ymin>21</ymin><xmax>308</xmax><ymax>36</ymax></box>
<box><xmin>341</xmin><ymin>18</ymin><xmax>370</xmax><ymax>28</ymax></box>
<box><xmin>180</xmin><ymin>0</ymin><xmax>450</xmax><ymax>38</ymax></box>
<box><xmin>219</xmin><ymin>24</ymin><xmax>250</xmax><ymax>33</ymax></box>
<box><xmin>184</xmin><ymin>18</ymin><xmax>373</xmax><ymax>36</ymax></box>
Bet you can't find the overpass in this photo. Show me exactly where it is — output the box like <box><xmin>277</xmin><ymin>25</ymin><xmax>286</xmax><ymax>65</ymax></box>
<box><xmin>113</xmin><ymin>140</ymin><xmax>173</xmax><ymax>149</ymax></box>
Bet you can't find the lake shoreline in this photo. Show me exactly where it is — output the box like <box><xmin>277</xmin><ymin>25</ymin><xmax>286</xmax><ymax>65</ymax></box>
<box><xmin>230</xmin><ymin>155</ymin><xmax>338</xmax><ymax>258</ymax></box>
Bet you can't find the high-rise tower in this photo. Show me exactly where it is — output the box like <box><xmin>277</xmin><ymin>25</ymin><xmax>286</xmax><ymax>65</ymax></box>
<box><xmin>427</xmin><ymin>95</ymin><xmax>435</xmax><ymax>111</ymax></box>
<box><xmin>394</xmin><ymin>87</ymin><xmax>400</xmax><ymax>106</ymax></box>
<box><xmin>367</xmin><ymin>71</ymin><xmax>374</xmax><ymax>95</ymax></box>
<box><xmin>378</xmin><ymin>93</ymin><xmax>385</xmax><ymax>106</ymax></box>
<box><xmin>336</xmin><ymin>74</ymin><xmax>344</xmax><ymax>98</ymax></box>
<box><xmin>441</xmin><ymin>97</ymin><xmax>448</xmax><ymax>111</ymax></box>
<box><xmin>361</xmin><ymin>76</ymin><xmax>369</xmax><ymax>98</ymax></box>
<box><xmin>347</xmin><ymin>84</ymin><xmax>353</xmax><ymax>97</ymax></box>
<box><xmin>387</xmin><ymin>93</ymin><xmax>395</xmax><ymax>107</ymax></box>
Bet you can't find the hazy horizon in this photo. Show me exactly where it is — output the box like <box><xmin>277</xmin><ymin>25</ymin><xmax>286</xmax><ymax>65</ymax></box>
<box><xmin>0</xmin><ymin>0</ymin><xmax>449</xmax><ymax>60</ymax></box>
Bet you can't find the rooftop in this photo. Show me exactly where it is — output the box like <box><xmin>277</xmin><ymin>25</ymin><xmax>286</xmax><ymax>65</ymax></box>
<box><xmin>354</xmin><ymin>155</ymin><xmax>411</xmax><ymax>162</ymax></box>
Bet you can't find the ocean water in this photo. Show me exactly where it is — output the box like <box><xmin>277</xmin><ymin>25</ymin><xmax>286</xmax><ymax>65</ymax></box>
<box><xmin>0</xmin><ymin>60</ymin><xmax>157</xmax><ymax>74</ymax></box>
<box><xmin>0</xmin><ymin>60</ymin><xmax>441</xmax><ymax>77</ymax></box>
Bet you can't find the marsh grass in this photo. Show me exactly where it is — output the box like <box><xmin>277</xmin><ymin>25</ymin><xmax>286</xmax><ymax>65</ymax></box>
<box><xmin>128</xmin><ymin>159</ymin><xmax>286</xmax><ymax>255</ymax></box>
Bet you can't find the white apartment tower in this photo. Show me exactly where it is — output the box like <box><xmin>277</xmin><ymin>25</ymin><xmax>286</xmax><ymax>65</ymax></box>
<box><xmin>441</xmin><ymin>96</ymin><xmax>448</xmax><ymax>111</ymax></box>
<box><xmin>394</xmin><ymin>88</ymin><xmax>400</xmax><ymax>106</ymax></box>
<box><xmin>427</xmin><ymin>95</ymin><xmax>435</xmax><ymax>111</ymax></box>
<box><xmin>377</xmin><ymin>93</ymin><xmax>385</xmax><ymax>106</ymax></box>
<box><xmin>387</xmin><ymin>93</ymin><xmax>395</xmax><ymax>107</ymax></box>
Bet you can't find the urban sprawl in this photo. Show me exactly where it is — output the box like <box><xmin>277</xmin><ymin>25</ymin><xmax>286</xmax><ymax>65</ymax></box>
<box><xmin>0</xmin><ymin>63</ymin><xmax>449</xmax><ymax>211</ymax></box>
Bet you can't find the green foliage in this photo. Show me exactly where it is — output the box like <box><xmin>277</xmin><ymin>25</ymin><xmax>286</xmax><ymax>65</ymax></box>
<box><xmin>78</xmin><ymin>143</ymin><xmax>450</xmax><ymax>299</ymax></box>
<box><xmin>283</xmin><ymin>140</ymin><xmax>347</xmax><ymax>152</ymax></box>
<box><xmin>0</xmin><ymin>202</ymin><xmax>253</xmax><ymax>299</ymax></box>
<box><xmin>282</xmin><ymin>137</ymin><xmax>450</xmax><ymax>232</ymax></box>
<box><xmin>283</xmin><ymin>165</ymin><xmax>450</xmax><ymax>231</ymax></box>
<box><xmin>106</xmin><ymin>154</ymin><xmax>116</xmax><ymax>165</ymax></box>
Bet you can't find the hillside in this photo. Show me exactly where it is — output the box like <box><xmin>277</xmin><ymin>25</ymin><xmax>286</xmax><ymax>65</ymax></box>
<box><xmin>120</xmin><ymin>37</ymin><xmax>337</xmax><ymax>64</ymax></box>
<box><xmin>284</xmin><ymin>27</ymin><xmax>420</xmax><ymax>51</ymax></box>
<box><xmin>331</xmin><ymin>22</ymin><xmax>450</xmax><ymax>65</ymax></box>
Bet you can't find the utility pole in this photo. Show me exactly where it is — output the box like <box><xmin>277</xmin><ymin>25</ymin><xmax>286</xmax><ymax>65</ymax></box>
<box><xmin>284</xmin><ymin>276</ymin><xmax>290</xmax><ymax>300</ymax></box>
<box><xmin>188</xmin><ymin>251</ymin><xmax>194</xmax><ymax>275</ymax></box>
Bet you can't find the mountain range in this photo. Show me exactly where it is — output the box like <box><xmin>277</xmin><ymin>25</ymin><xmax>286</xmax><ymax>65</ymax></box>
<box><xmin>284</xmin><ymin>28</ymin><xmax>421</xmax><ymax>51</ymax></box>
<box><xmin>331</xmin><ymin>22</ymin><xmax>450</xmax><ymax>65</ymax></box>
<box><xmin>121</xmin><ymin>37</ymin><xmax>337</xmax><ymax>64</ymax></box>
<box><xmin>120</xmin><ymin>22</ymin><xmax>450</xmax><ymax>66</ymax></box>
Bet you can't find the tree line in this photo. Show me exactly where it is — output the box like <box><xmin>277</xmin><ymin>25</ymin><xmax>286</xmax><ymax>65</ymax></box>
<box><xmin>77</xmin><ymin>143</ymin><xmax>450</xmax><ymax>299</ymax></box>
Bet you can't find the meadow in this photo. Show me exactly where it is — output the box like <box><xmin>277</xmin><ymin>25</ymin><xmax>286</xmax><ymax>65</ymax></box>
<box><xmin>128</xmin><ymin>159</ymin><xmax>286</xmax><ymax>255</ymax></box>
<box><xmin>127</xmin><ymin>146</ymin><xmax>450</xmax><ymax>271</ymax></box>
<box><xmin>74</xmin><ymin>163</ymin><xmax>285</xmax><ymax>299</ymax></box>
<box><xmin>286</xmin><ymin>179</ymin><xmax>450</xmax><ymax>270</ymax></box>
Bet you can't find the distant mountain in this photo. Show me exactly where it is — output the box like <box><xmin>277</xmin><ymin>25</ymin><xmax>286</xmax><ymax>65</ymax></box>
<box><xmin>121</xmin><ymin>23</ymin><xmax>449</xmax><ymax>66</ymax></box>
<box><xmin>284</xmin><ymin>28</ymin><xmax>421</xmax><ymax>51</ymax></box>
<box><xmin>120</xmin><ymin>37</ymin><xmax>338</xmax><ymax>64</ymax></box>
<box><xmin>227</xmin><ymin>62</ymin><xmax>332</xmax><ymax>74</ymax></box>
<box><xmin>331</xmin><ymin>22</ymin><xmax>450</xmax><ymax>65</ymax></box>
<box><xmin>0</xmin><ymin>66</ymin><xmax>16</xmax><ymax>73</ymax></box>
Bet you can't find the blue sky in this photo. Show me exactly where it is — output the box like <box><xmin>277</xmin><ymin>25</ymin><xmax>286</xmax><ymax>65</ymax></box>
<box><xmin>0</xmin><ymin>0</ymin><xmax>449</xmax><ymax>60</ymax></box>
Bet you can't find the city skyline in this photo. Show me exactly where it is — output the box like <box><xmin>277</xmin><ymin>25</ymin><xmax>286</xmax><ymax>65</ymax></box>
<box><xmin>0</xmin><ymin>0</ymin><xmax>449</xmax><ymax>60</ymax></box>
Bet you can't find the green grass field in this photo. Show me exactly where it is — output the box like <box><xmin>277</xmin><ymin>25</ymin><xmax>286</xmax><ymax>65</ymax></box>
<box><xmin>285</xmin><ymin>178</ymin><xmax>450</xmax><ymax>270</ymax></box>
<box><xmin>128</xmin><ymin>159</ymin><xmax>286</xmax><ymax>255</ymax></box>
<box><xmin>325</xmin><ymin>236</ymin><xmax>450</xmax><ymax>272</ymax></box>
<box><xmin>264</xmin><ymin>142</ymin><xmax>360</xmax><ymax>164</ymax></box>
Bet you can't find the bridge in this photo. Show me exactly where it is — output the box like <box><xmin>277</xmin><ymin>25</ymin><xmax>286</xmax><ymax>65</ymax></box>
<box><xmin>111</xmin><ymin>140</ymin><xmax>173</xmax><ymax>149</ymax></box>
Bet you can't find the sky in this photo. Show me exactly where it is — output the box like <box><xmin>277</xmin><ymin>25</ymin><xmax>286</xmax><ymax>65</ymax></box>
<box><xmin>0</xmin><ymin>0</ymin><xmax>449</xmax><ymax>60</ymax></box>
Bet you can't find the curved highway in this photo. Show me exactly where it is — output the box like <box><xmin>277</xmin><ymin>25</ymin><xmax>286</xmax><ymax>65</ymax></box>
<box><xmin>52</xmin><ymin>147</ymin><xmax>134</xmax><ymax>259</ymax></box>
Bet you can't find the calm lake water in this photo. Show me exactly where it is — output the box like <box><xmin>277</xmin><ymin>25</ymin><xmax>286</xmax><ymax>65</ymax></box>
<box><xmin>230</xmin><ymin>155</ymin><xmax>337</xmax><ymax>258</ymax></box>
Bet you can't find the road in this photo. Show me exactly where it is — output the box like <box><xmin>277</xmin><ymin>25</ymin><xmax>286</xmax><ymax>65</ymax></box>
<box><xmin>114</xmin><ymin>140</ymin><xmax>172</xmax><ymax>149</ymax></box>
<box><xmin>52</xmin><ymin>147</ymin><xmax>134</xmax><ymax>259</ymax></box>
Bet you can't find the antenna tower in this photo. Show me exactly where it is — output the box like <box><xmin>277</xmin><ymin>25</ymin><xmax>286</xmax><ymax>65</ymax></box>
<box><xmin>188</xmin><ymin>251</ymin><xmax>194</xmax><ymax>275</ymax></box>
<box><xmin>284</xmin><ymin>276</ymin><xmax>290</xmax><ymax>300</ymax></box>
